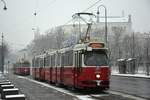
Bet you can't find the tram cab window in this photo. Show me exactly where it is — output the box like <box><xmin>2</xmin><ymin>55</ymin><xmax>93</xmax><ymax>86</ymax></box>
<box><xmin>84</xmin><ymin>50</ymin><xmax>108</xmax><ymax>66</ymax></box>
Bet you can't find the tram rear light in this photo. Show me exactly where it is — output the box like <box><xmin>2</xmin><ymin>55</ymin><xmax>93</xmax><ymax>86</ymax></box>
<box><xmin>96</xmin><ymin>74</ymin><xmax>100</xmax><ymax>79</ymax></box>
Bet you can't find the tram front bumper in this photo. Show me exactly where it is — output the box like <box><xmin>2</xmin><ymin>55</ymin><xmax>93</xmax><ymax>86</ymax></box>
<box><xmin>96</xmin><ymin>80</ymin><xmax>101</xmax><ymax>86</ymax></box>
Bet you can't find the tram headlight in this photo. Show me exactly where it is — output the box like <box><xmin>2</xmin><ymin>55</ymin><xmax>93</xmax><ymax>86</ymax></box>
<box><xmin>96</xmin><ymin>74</ymin><xmax>100</xmax><ymax>79</ymax></box>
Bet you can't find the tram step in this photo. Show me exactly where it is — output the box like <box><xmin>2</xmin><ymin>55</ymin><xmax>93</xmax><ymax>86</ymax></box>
<box><xmin>0</xmin><ymin>80</ymin><xmax>10</xmax><ymax>83</ymax></box>
<box><xmin>0</xmin><ymin>82</ymin><xmax>11</xmax><ymax>86</ymax></box>
<box><xmin>0</xmin><ymin>84</ymin><xmax>15</xmax><ymax>93</ymax></box>
<box><xmin>5</xmin><ymin>94</ymin><xmax>26</xmax><ymax>100</ymax></box>
<box><xmin>1</xmin><ymin>88</ymin><xmax>19</xmax><ymax>99</ymax></box>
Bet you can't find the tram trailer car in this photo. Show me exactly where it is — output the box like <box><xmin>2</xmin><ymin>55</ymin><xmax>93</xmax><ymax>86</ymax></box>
<box><xmin>32</xmin><ymin>54</ymin><xmax>47</xmax><ymax>81</ymax></box>
<box><xmin>13</xmin><ymin>61</ymin><xmax>30</xmax><ymax>76</ymax></box>
<box><xmin>32</xmin><ymin>42</ymin><xmax>110</xmax><ymax>90</ymax></box>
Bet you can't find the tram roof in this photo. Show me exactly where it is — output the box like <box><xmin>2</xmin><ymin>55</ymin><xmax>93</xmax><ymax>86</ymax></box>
<box><xmin>53</xmin><ymin>42</ymin><xmax>107</xmax><ymax>53</ymax></box>
<box><xmin>34</xmin><ymin>41</ymin><xmax>107</xmax><ymax>58</ymax></box>
<box><xmin>58</xmin><ymin>47</ymin><xmax>73</xmax><ymax>53</ymax></box>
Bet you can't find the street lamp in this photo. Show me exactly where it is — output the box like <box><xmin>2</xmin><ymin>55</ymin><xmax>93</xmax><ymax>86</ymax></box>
<box><xmin>1</xmin><ymin>0</ymin><xmax>7</xmax><ymax>10</ymax></box>
<box><xmin>144</xmin><ymin>33</ymin><xmax>150</xmax><ymax>76</ymax></box>
<box><xmin>1</xmin><ymin>33</ymin><xmax>4</xmax><ymax>74</ymax></box>
<box><xmin>97</xmin><ymin>5</ymin><xmax>107</xmax><ymax>44</ymax></box>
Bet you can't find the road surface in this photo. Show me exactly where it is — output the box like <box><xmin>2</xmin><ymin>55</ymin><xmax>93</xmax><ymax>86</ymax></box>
<box><xmin>110</xmin><ymin>75</ymin><xmax>150</xmax><ymax>99</ymax></box>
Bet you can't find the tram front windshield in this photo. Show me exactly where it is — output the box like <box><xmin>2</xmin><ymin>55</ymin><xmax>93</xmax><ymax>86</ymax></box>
<box><xmin>84</xmin><ymin>50</ymin><xmax>108</xmax><ymax>66</ymax></box>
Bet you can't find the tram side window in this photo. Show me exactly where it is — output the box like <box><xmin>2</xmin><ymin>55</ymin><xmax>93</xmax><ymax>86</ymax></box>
<box><xmin>35</xmin><ymin>59</ymin><xmax>39</xmax><ymax>67</ymax></box>
<box><xmin>45</xmin><ymin>56</ymin><xmax>48</xmax><ymax>67</ymax></box>
<box><xmin>64</xmin><ymin>51</ymin><xmax>73</xmax><ymax>66</ymax></box>
<box><xmin>42</xmin><ymin>58</ymin><xmax>44</xmax><ymax>67</ymax></box>
<box><xmin>51</xmin><ymin>56</ymin><xmax>53</xmax><ymax>67</ymax></box>
<box><xmin>57</xmin><ymin>53</ymin><xmax>60</xmax><ymax>66</ymax></box>
<box><xmin>38</xmin><ymin>58</ymin><xmax>40</xmax><ymax>68</ymax></box>
<box><xmin>75</xmin><ymin>52</ymin><xmax>82</xmax><ymax>67</ymax></box>
<box><xmin>78</xmin><ymin>53</ymin><xmax>82</xmax><ymax>67</ymax></box>
<box><xmin>51</xmin><ymin>55</ymin><xmax>55</xmax><ymax>67</ymax></box>
<box><xmin>45</xmin><ymin>55</ymin><xmax>50</xmax><ymax>67</ymax></box>
<box><xmin>61</xmin><ymin>54</ymin><xmax>64</xmax><ymax>66</ymax></box>
<box><xmin>43</xmin><ymin>57</ymin><xmax>46</xmax><ymax>67</ymax></box>
<box><xmin>64</xmin><ymin>53</ymin><xmax>67</xmax><ymax>66</ymax></box>
<box><xmin>39</xmin><ymin>58</ymin><xmax>44</xmax><ymax>68</ymax></box>
<box><xmin>34</xmin><ymin>59</ymin><xmax>36</xmax><ymax>67</ymax></box>
<box><xmin>48</xmin><ymin>56</ymin><xmax>51</xmax><ymax>67</ymax></box>
<box><xmin>69</xmin><ymin>51</ymin><xmax>73</xmax><ymax>66</ymax></box>
<box><xmin>75</xmin><ymin>53</ymin><xmax>77</xmax><ymax>67</ymax></box>
<box><xmin>32</xmin><ymin>59</ymin><xmax>35</xmax><ymax>67</ymax></box>
<box><xmin>39</xmin><ymin>59</ymin><xmax>42</xmax><ymax>67</ymax></box>
<box><xmin>18</xmin><ymin>63</ymin><xmax>19</xmax><ymax>68</ymax></box>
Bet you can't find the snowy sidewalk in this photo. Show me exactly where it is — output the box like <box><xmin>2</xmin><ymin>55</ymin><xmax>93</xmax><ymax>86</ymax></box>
<box><xmin>111</xmin><ymin>67</ymin><xmax>150</xmax><ymax>79</ymax></box>
<box><xmin>111</xmin><ymin>73</ymin><xmax>150</xmax><ymax>79</ymax></box>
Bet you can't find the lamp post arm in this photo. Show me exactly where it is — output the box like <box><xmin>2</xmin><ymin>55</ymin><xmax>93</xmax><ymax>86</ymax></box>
<box><xmin>1</xmin><ymin>0</ymin><xmax>7</xmax><ymax>10</ymax></box>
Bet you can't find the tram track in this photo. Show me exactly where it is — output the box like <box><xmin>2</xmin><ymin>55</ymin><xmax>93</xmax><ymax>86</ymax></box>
<box><xmin>13</xmin><ymin>75</ymin><xmax>147</xmax><ymax>100</ymax></box>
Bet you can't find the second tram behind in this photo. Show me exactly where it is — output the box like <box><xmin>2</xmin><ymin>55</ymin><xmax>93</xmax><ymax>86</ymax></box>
<box><xmin>13</xmin><ymin>61</ymin><xmax>30</xmax><ymax>76</ymax></box>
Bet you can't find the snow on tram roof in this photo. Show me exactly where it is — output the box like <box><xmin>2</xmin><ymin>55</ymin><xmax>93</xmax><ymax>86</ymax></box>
<box><xmin>35</xmin><ymin>54</ymin><xmax>45</xmax><ymax>58</ymax></box>
<box><xmin>59</xmin><ymin>46</ymin><xmax>73</xmax><ymax>53</ymax></box>
<box><xmin>73</xmin><ymin>43</ymin><xmax>87</xmax><ymax>51</ymax></box>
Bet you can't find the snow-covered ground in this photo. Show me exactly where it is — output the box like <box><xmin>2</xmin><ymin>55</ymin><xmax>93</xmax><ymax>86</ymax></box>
<box><xmin>16</xmin><ymin>76</ymin><xmax>146</xmax><ymax>100</ymax></box>
<box><xmin>111</xmin><ymin>66</ymin><xmax>150</xmax><ymax>78</ymax></box>
<box><xmin>17</xmin><ymin>76</ymin><xmax>96</xmax><ymax>100</ymax></box>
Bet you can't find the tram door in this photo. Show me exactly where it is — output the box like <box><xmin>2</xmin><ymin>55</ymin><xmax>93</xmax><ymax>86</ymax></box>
<box><xmin>74</xmin><ymin>51</ymin><xmax>82</xmax><ymax>87</ymax></box>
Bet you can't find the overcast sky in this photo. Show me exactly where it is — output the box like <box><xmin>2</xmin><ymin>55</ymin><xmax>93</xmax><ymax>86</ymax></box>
<box><xmin>0</xmin><ymin>0</ymin><xmax>150</xmax><ymax>50</ymax></box>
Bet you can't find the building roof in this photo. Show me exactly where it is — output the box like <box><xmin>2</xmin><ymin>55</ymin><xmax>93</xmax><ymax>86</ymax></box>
<box><xmin>98</xmin><ymin>14</ymin><xmax>131</xmax><ymax>22</ymax></box>
<box><xmin>99</xmin><ymin>17</ymin><xmax>129</xmax><ymax>23</ymax></box>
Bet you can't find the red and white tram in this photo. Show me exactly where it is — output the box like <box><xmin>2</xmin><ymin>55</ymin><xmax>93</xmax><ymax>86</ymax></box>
<box><xmin>32</xmin><ymin>54</ymin><xmax>46</xmax><ymax>81</ymax></box>
<box><xmin>32</xmin><ymin>12</ymin><xmax>110</xmax><ymax>90</ymax></box>
<box><xmin>32</xmin><ymin>41</ymin><xmax>110</xmax><ymax>90</ymax></box>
